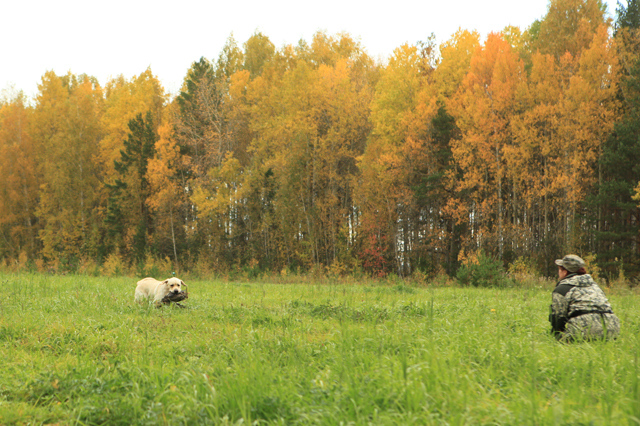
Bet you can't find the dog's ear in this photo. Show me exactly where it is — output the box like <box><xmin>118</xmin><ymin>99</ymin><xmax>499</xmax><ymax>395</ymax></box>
<box><xmin>180</xmin><ymin>280</ymin><xmax>187</xmax><ymax>287</ymax></box>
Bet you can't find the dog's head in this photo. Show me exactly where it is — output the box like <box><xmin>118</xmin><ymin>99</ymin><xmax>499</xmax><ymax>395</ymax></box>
<box><xmin>163</xmin><ymin>277</ymin><xmax>186</xmax><ymax>295</ymax></box>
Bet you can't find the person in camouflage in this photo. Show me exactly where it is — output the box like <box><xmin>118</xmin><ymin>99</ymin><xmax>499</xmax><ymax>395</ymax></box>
<box><xmin>549</xmin><ymin>254</ymin><xmax>620</xmax><ymax>342</ymax></box>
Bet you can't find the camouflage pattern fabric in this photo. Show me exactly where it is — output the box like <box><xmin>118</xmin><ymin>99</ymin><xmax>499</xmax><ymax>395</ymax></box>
<box><xmin>554</xmin><ymin>254</ymin><xmax>586</xmax><ymax>272</ymax></box>
<box><xmin>549</xmin><ymin>273</ymin><xmax>620</xmax><ymax>341</ymax></box>
<box><xmin>563</xmin><ymin>313</ymin><xmax>620</xmax><ymax>342</ymax></box>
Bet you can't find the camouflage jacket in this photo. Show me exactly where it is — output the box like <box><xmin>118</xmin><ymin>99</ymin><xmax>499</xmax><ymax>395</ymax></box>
<box><xmin>549</xmin><ymin>273</ymin><xmax>613</xmax><ymax>334</ymax></box>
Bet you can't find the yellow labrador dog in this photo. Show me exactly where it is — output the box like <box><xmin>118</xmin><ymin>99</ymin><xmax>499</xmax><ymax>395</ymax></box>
<box><xmin>135</xmin><ymin>277</ymin><xmax>186</xmax><ymax>306</ymax></box>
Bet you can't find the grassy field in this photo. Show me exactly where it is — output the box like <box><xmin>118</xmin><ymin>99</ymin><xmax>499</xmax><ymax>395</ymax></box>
<box><xmin>0</xmin><ymin>273</ymin><xmax>638</xmax><ymax>425</ymax></box>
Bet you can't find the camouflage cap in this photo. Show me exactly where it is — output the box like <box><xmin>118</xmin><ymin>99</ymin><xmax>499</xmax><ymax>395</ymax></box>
<box><xmin>555</xmin><ymin>254</ymin><xmax>586</xmax><ymax>272</ymax></box>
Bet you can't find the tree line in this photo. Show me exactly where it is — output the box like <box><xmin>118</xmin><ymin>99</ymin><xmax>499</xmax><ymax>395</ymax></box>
<box><xmin>2</xmin><ymin>0</ymin><xmax>640</xmax><ymax>280</ymax></box>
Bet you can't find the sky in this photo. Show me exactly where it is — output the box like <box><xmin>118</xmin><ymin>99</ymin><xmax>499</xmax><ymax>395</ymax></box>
<box><xmin>1</xmin><ymin>0</ymin><xmax>620</xmax><ymax>100</ymax></box>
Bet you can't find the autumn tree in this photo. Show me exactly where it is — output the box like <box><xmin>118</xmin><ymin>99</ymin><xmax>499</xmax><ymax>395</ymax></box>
<box><xmin>100</xmin><ymin>69</ymin><xmax>165</xmax><ymax>185</ymax></box>
<box><xmin>0</xmin><ymin>92</ymin><xmax>40</xmax><ymax>260</ymax></box>
<box><xmin>243</xmin><ymin>33</ymin><xmax>374</xmax><ymax>271</ymax></box>
<box><xmin>244</xmin><ymin>31</ymin><xmax>275</xmax><ymax>78</ymax></box>
<box><xmin>216</xmin><ymin>34</ymin><xmax>245</xmax><ymax>81</ymax></box>
<box><xmin>509</xmin><ymin>51</ymin><xmax>565</xmax><ymax>269</ymax></box>
<box><xmin>435</xmin><ymin>29</ymin><xmax>481</xmax><ymax>99</ymax></box>
<box><xmin>174</xmin><ymin>37</ymin><xmax>254</xmax><ymax>265</ymax></box>
<box><xmin>31</xmin><ymin>72</ymin><xmax>104</xmax><ymax>268</ymax></box>
<box><xmin>355</xmin><ymin>30</ymin><xmax>481</xmax><ymax>277</ymax></box>
<box><xmin>1</xmin><ymin>25</ymin><xmax>631</xmax><ymax>279</ymax></box>
<box><xmin>448</xmin><ymin>33</ymin><xmax>525</xmax><ymax>261</ymax></box>
<box><xmin>558</xmin><ymin>25</ymin><xmax>619</xmax><ymax>252</ymax></box>
<box><xmin>531</xmin><ymin>0</ymin><xmax>609</xmax><ymax>61</ymax></box>
<box><xmin>146</xmin><ymin>105</ymin><xmax>190</xmax><ymax>268</ymax></box>
<box><xmin>96</xmin><ymin>69</ymin><xmax>166</xmax><ymax>264</ymax></box>
<box><xmin>358</xmin><ymin>36</ymin><xmax>467</xmax><ymax>276</ymax></box>
<box><xmin>434</xmin><ymin>29</ymin><xmax>481</xmax><ymax>272</ymax></box>
<box><xmin>356</xmin><ymin>44</ymin><xmax>426</xmax><ymax>276</ymax></box>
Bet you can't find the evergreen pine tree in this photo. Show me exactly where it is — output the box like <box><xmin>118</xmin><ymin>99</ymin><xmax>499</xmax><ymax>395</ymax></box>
<box><xmin>616</xmin><ymin>0</ymin><xmax>640</xmax><ymax>33</ymax></box>
<box><xmin>104</xmin><ymin>111</ymin><xmax>157</xmax><ymax>261</ymax></box>
<box><xmin>587</xmin><ymin>0</ymin><xmax>640</xmax><ymax>278</ymax></box>
<box><xmin>413</xmin><ymin>104</ymin><xmax>463</xmax><ymax>275</ymax></box>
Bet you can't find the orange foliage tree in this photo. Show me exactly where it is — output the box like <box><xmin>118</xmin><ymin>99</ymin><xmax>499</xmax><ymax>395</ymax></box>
<box><xmin>448</xmin><ymin>33</ymin><xmax>526</xmax><ymax>260</ymax></box>
<box><xmin>0</xmin><ymin>11</ymin><xmax>635</xmax><ymax>278</ymax></box>
<box><xmin>0</xmin><ymin>92</ymin><xmax>40</xmax><ymax>260</ymax></box>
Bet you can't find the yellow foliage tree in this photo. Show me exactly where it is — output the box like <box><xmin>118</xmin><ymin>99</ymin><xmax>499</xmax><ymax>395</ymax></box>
<box><xmin>0</xmin><ymin>92</ymin><xmax>40</xmax><ymax>259</ymax></box>
<box><xmin>100</xmin><ymin>68</ymin><xmax>165</xmax><ymax>185</ymax></box>
<box><xmin>449</xmin><ymin>33</ymin><xmax>526</xmax><ymax>258</ymax></box>
<box><xmin>31</xmin><ymin>72</ymin><xmax>104</xmax><ymax>266</ymax></box>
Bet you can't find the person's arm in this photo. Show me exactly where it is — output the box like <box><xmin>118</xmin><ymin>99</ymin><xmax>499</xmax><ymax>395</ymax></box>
<box><xmin>549</xmin><ymin>284</ymin><xmax>572</xmax><ymax>337</ymax></box>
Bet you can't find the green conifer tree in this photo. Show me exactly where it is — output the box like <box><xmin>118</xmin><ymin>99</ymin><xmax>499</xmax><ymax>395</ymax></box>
<box><xmin>105</xmin><ymin>111</ymin><xmax>157</xmax><ymax>261</ymax></box>
<box><xmin>586</xmin><ymin>0</ymin><xmax>640</xmax><ymax>278</ymax></box>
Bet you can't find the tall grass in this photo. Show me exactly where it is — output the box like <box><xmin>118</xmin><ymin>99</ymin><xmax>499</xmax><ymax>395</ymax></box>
<box><xmin>0</xmin><ymin>272</ymin><xmax>637</xmax><ymax>425</ymax></box>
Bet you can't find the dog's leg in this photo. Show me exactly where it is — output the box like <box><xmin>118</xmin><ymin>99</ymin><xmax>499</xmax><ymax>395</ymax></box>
<box><xmin>134</xmin><ymin>289</ymin><xmax>147</xmax><ymax>303</ymax></box>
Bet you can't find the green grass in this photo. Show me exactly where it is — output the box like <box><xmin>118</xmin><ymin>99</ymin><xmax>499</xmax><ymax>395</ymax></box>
<box><xmin>0</xmin><ymin>273</ymin><xmax>638</xmax><ymax>425</ymax></box>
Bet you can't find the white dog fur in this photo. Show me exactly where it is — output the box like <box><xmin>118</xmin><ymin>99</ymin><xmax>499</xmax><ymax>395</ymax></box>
<box><xmin>135</xmin><ymin>277</ymin><xmax>186</xmax><ymax>305</ymax></box>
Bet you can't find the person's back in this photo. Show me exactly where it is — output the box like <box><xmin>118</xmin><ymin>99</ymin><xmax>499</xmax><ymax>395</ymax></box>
<box><xmin>549</xmin><ymin>255</ymin><xmax>620</xmax><ymax>342</ymax></box>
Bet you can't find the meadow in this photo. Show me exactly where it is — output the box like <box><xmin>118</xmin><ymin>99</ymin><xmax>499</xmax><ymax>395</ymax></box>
<box><xmin>0</xmin><ymin>273</ymin><xmax>638</xmax><ymax>425</ymax></box>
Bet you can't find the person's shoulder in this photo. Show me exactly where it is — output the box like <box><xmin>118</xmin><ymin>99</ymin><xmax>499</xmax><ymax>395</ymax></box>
<box><xmin>553</xmin><ymin>283</ymin><xmax>574</xmax><ymax>296</ymax></box>
<box><xmin>574</xmin><ymin>274</ymin><xmax>597</xmax><ymax>287</ymax></box>
<box><xmin>560</xmin><ymin>273</ymin><xmax>596</xmax><ymax>287</ymax></box>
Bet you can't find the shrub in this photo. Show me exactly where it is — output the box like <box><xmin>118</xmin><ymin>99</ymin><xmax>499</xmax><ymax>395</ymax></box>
<box><xmin>77</xmin><ymin>256</ymin><xmax>100</xmax><ymax>276</ymax></box>
<box><xmin>507</xmin><ymin>256</ymin><xmax>540</xmax><ymax>280</ymax></box>
<box><xmin>456</xmin><ymin>250</ymin><xmax>512</xmax><ymax>288</ymax></box>
<box><xmin>141</xmin><ymin>253</ymin><xmax>173</xmax><ymax>278</ymax></box>
<box><xmin>582</xmin><ymin>252</ymin><xmax>601</xmax><ymax>283</ymax></box>
<box><xmin>101</xmin><ymin>251</ymin><xmax>127</xmax><ymax>277</ymax></box>
<box><xmin>430</xmin><ymin>273</ymin><xmax>456</xmax><ymax>287</ymax></box>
